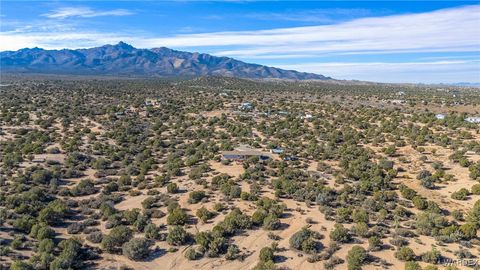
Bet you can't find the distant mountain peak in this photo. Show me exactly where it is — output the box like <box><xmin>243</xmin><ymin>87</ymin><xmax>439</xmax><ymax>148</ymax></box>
<box><xmin>114</xmin><ymin>41</ymin><xmax>134</xmax><ymax>50</ymax></box>
<box><xmin>0</xmin><ymin>43</ymin><xmax>331</xmax><ymax>80</ymax></box>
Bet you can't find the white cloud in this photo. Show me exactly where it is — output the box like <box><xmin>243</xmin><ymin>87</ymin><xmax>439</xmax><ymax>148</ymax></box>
<box><xmin>277</xmin><ymin>60</ymin><xmax>480</xmax><ymax>83</ymax></box>
<box><xmin>43</xmin><ymin>7</ymin><xmax>133</xmax><ymax>19</ymax></box>
<box><xmin>142</xmin><ymin>5</ymin><xmax>479</xmax><ymax>58</ymax></box>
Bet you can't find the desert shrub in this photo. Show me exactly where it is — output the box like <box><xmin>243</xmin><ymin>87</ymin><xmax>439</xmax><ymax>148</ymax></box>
<box><xmin>122</xmin><ymin>238</ymin><xmax>152</xmax><ymax>261</ymax></box>
<box><xmin>459</xmin><ymin>222</ymin><xmax>477</xmax><ymax>239</ymax></box>
<box><xmin>166</xmin><ymin>183</ymin><xmax>178</xmax><ymax>194</ymax></box>
<box><xmin>252</xmin><ymin>260</ymin><xmax>276</xmax><ymax>270</ymax></box>
<box><xmin>289</xmin><ymin>227</ymin><xmax>317</xmax><ymax>253</ymax></box>
<box><xmin>167</xmin><ymin>226</ymin><xmax>189</xmax><ymax>246</ymax></box>
<box><xmin>451</xmin><ymin>188</ymin><xmax>469</xmax><ymax>200</ymax></box>
<box><xmin>133</xmin><ymin>214</ymin><xmax>150</xmax><ymax>232</ymax></box>
<box><xmin>49</xmin><ymin>238</ymin><xmax>84</xmax><ymax>270</ymax></box>
<box><xmin>167</xmin><ymin>207</ymin><xmax>187</xmax><ymax>225</ymax></box>
<box><xmin>346</xmin><ymin>246</ymin><xmax>367</xmax><ymax>270</ymax></box>
<box><xmin>225</xmin><ymin>244</ymin><xmax>240</xmax><ymax>260</ymax></box>
<box><xmin>196</xmin><ymin>207</ymin><xmax>214</xmax><ymax>223</ymax></box>
<box><xmin>262</xmin><ymin>213</ymin><xmax>281</xmax><ymax>230</ymax></box>
<box><xmin>259</xmin><ymin>246</ymin><xmax>274</xmax><ymax>262</ymax></box>
<box><xmin>324</xmin><ymin>256</ymin><xmax>344</xmax><ymax>270</ymax></box>
<box><xmin>185</xmin><ymin>247</ymin><xmax>202</xmax><ymax>260</ymax></box>
<box><xmin>10</xmin><ymin>261</ymin><xmax>33</xmax><ymax>270</ymax></box>
<box><xmin>415</xmin><ymin>212</ymin><xmax>447</xmax><ymax>236</ymax></box>
<box><xmin>421</xmin><ymin>248</ymin><xmax>441</xmax><ymax>264</ymax></box>
<box><xmin>353</xmin><ymin>222</ymin><xmax>369</xmax><ymax>238</ymax></box>
<box><xmin>352</xmin><ymin>209</ymin><xmax>369</xmax><ymax>223</ymax></box>
<box><xmin>70</xmin><ymin>179</ymin><xmax>97</xmax><ymax>196</ymax></box>
<box><xmin>451</xmin><ymin>210</ymin><xmax>463</xmax><ymax>221</ymax></box>
<box><xmin>336</xmin><ymin>207</ymin><xmax>352</xmax><ymax>223</ymax></box>
<box><xmin>29</xmin><ymin>224</ymin><xmax>55</xmax><ymax>240</ymax></box>
<box><xmin>144</xmin><ymin>223</ymin><xmax>161</xmax><ymax>240</ymax></box>
<box><xmin>215</xmin><ymin>208</ymin><xmax>252</xmax><ymax>236</ymax></box>
<box><xmin>123</xmin><ymin>209</ymin><xmax>141</xmax><ymax>225</ymax></box>
<box><xmin>472</xmin><ymin>184</ymin><xmax>480</xmax><ymax>195</ymax></box>
<box><xmin>405</xmin><ymin>261</ymin><xmax>422</xmax><ymax>270</ymax></box>
<box><xmin>86</xmin><ymin>231</ymin><xmax>103</xmax><ymax>243</ymax></box>
<box><xmin>368</xmin><ymin>236</ymin><xmax>382</xmax><ymax>251</ymax></box>
<box><xmin>195</xmin><ymin>230</ymin><xmax>227</xmax><ymax>257</ymax></box>
<box><xmin>213</xmin><ymin>203</ymin><xmax>226</xmax><ymax>212</ymax></box>
<box><xmin>188</xmin><ymin>190</ymin><xmax>206</xmax><ymax>204</ymax></box>
<box><xmin>67</xmin><ymin>222</ymin><xmax>84</xmax><ymax>234</ymax></box>
<box><xmin>141</xmin><ymin>197</ymin><xmax>157</xmax><ymax>210</ymax></box>
<box><xmin>38</xmin><ymin>238</ymin><xmax>55</xmax><ymax>253</ymax></box>
<box><xmin>102</xmin><ymin>225</ymin><xmax>133</xmax><ymax>253</ymax></box>
<box><xmin>38</xmin><ymin>200</ymin><xmax>68</xmax><ymax>225</ymax></box>
<box><xmin>252</xmin><ymin>209</ymin><xmax>268</xmax><ymax>226</ymax></box>
<box><xmin>400</xmin><ymin>184</ymin><xmax>417</xmax><ymax>200</ymax></box>
<box><xmin>330</xmin><ymin>224</ymin><xmax>350</xmax><ymax>243</ymax></box>
<box><xmin>395</xmin><ymin>246</ymin><xmax>416</xmax><ymax>261</ymax></box>
<box><xmin>412</xmin><ymin>196</ymin><xmax>427</xmax><ymax>210</ymax></box>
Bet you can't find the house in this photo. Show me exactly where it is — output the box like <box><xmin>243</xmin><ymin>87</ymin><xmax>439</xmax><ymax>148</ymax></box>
<box><xmin>32</xmin><ymin>157</ymin><xmax>46</xmax><ymax>163</ymax></box>
<box><xmin>271</xmin><ymin>148</ymin><xmax>284</xmax><ymax>154</ymax></box>
<box><xmin>390</xmin><ymin>99</ymin><xmax>406</xmax><ymax>104</ymax></box>
<box><xmin>145</xmin><ymin>98</ymin><xmax>160</xmax><ymax>106</ymax></box>
<box><xmin>465</xmin><ymin>117</ymin><xmax>480</xmax><ymax>123</ymax></box>
<box><xmin>435</xmin><ymin>114</ymin><xmax>446</xmax><ymax>120</ymax></box>
<box><xmin>221</xmin><ymin>150</ymin><xmax>272</xmax><ymax>161</ymax></box>
<box><xmin>239</xmin><ymin>102</ymin><xmax>253</xmax><ymax>111</ymax></box>
<box><xmin>301</xmin><ymin>114</ymin><xmax>313</xmax><ymax>120</ymax></box>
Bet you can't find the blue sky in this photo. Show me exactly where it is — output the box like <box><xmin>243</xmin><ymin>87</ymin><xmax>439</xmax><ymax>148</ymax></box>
<box><xmin>1</xmin><ymin>1</ymin><xmax>479</xmax><ymax>83</ymax></box>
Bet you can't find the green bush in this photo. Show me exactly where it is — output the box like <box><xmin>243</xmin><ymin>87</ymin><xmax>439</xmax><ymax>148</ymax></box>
<box><xmin>405</xmin><ymin>261</ymin><xmax>422</xmax><ymax>270</ymax></box>
<box><xmin>421</xmin><ymin>248</ymin><xmax>441</xmax><ymax>264</ymax></box>
<box><xmin>167</xmin><ymin>207</ymin><xmax>187</xmax><ymax>225</ymax></box>
<box><xmin>167</xmin><ymin>226</ymin><xmax>188</xmax><ymax>246</ymax></box>
<box><xmin>289</xmin><ymin>227</ymin><xmax>317</xmax><ymax>253</ymax></box>
<box><xmin>122</xmin><ymin>238</ymin><xmax>152</xmax><ymax>261</ymax></box>
<box><xmin>185</xmin><ymin>247</ymin><xmax>201</xmax><ymax>260</ymax></box>
<box><xmin>10</xmin><ymin>261</ymin><xmax>33</xmax><ymax>270</ymax></box>
<box><xmin>101</xmin><ymin>225</ymin><xmax>133</xmax><ymax>253</ymax></box>
<box><xmin>196</xmin><ymin>207</ymin><xmax>214</xmax><ymax>223</ymax></box>
<box><xmin>144</xmin><ymin>223</ymin><xmax>161</xmax><ymax>240</ymax></box>
<box><xmin>330</xmin><ymin>224</ymin><xmax>350</xmax><ymax>243</ymax></box>
<box><xmin>346</xmin><ymin>246</ymin><xmax>367</xmax><ymax>270</ymax></box>
<box><xmin>368</xmin><ymin>236</ymin><xmax>382</xmax><ymax>251</ymax></box>
<box><xmin>451</xmin><ymin>188</ymin><xmax>469</xmax><ymax>200</ymax></box>
<box><xmin>262</xmin><ymin>213</ymin><xmax>281</xmax><ymax>230</ymax></box>
<box><xmin>188</xmin><ymin>190</ymin><xmax>206</xmax><ymax>204</ymax></box>
<box><xmin>472</xmin><ymin>184</ymin><xmax>480</xmax><ymax>195</ymax></box>
<box><xmin>259</xmin><ymin>247</ymin><xmax>274</xmax><ymax>262</ymax></box>
<box><xmin>395</xmin><ymin>246</ymin><xmax>416</xmax><ymax>261</ymax></box>
<box><xmin>167</xmin><ymin>183</ymin><xmax>179</xmax><ymax>194</ymax></box>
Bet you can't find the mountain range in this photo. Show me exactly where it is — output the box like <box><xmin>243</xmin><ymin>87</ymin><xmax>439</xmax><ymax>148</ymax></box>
<box><xmin>0</xmin><ymin>42</ymin><xmax>330</xmax><ymax>80</ymax></box>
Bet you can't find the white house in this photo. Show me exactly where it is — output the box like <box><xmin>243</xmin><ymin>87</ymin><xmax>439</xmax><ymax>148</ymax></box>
<box><xmin>465</xmin><ymin>117</ymin><xmax>480</xmax><ymax>123</ymax></box>
<box><xmin>301</xmin><ymin>113</ymin><xmax>313</xmax><ymax>120</ymax></box>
